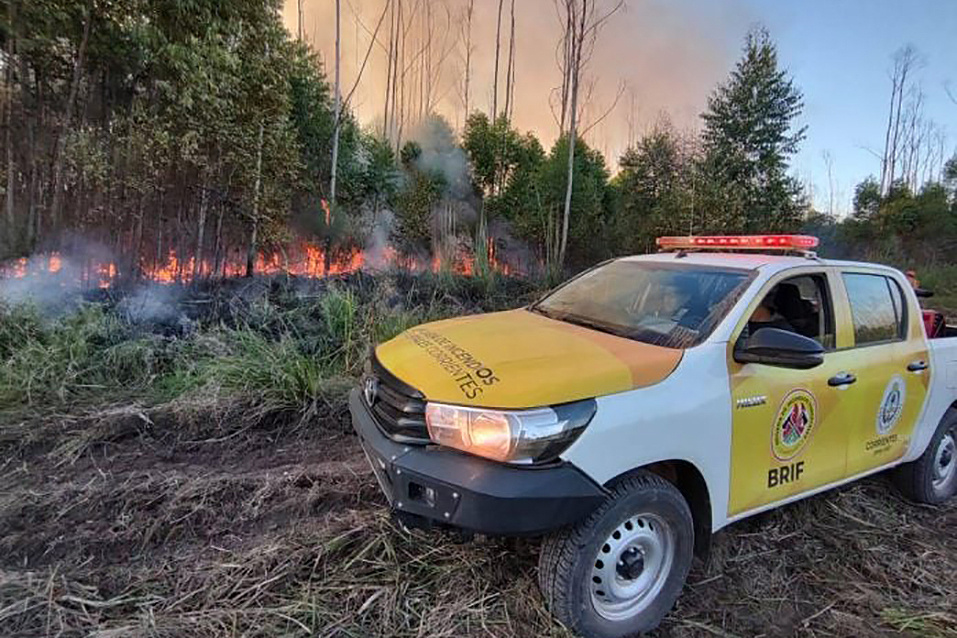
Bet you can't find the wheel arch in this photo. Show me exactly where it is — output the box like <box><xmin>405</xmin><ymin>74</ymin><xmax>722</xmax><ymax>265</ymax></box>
<box><xmin>605</xmin><ymin>459</ymin><xmax>713</xmax><ymax>559</ymax></box>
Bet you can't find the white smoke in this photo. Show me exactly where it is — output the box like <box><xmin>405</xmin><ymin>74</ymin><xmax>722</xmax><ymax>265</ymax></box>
<box><xmin>115</xmin><ymin>283</ymin><xmax>187</xmax><ymax>326</ymax></box>
<box><xmin>363</xmin><ymin>208</ymin><xmax>396</xmax><ymax>270</ymax></box>
<box><xmin>0</xmin><ymin>239</ymin><xmax>115</xmax><ymax>309</ymax></box>
<box><xmin>409</xmin><ymin>115</ymin><xmax>472</xmax><ymax>200</ymax></box>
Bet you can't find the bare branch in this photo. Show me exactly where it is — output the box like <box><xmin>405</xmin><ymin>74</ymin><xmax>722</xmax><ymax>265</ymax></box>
<box><xmin>341</xmin><ymin>0</ymin><xmax>391</xmax><ymax>114</ymax></box>
<box><xmin>579</xmin><ymin>80</ymin><xmax>626</xmax><ymax>137</ymax></box>
<box><xmin>345</xmin><ymin>0</ymin><xmax>390</xmax><ymax>55</ymax></box>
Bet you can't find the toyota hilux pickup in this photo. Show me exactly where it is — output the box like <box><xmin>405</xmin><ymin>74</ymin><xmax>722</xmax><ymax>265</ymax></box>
<box><xmin>349</xmin><ymin>235</ymin><xmax>957</xmax><ymax>638</ymax></box>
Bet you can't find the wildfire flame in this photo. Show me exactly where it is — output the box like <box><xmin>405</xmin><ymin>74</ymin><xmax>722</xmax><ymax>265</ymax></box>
<box><xmin>0</xmin><ymin>239</ymin><xmax>524</xmax><ymax>288</ymax></box>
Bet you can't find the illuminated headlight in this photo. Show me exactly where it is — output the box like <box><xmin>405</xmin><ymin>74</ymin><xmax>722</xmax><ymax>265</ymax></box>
<box><xmin>424</xmin><ymin>399</ymin><xmax>597</xmax><ymax>464</ymax></box>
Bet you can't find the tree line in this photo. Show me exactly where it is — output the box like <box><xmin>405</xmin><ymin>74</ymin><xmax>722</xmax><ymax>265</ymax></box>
<box><xmin>1</xmin><ymin>1</ymin><xmax>955</xmax><ymax>281</ymax></box>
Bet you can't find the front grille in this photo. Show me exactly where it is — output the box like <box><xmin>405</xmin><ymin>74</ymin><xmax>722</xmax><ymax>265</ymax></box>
<box><xmin>366</xmin><ymin>356</ymin><xmax>430</xmax><ymax>443</ymax></box>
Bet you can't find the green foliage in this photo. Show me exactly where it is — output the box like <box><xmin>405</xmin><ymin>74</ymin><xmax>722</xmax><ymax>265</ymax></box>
<box><xmin>287</xmin><ymin>42</ymin><xmax>363</xmax><ymax>211</ymax></box>
<box><xmin>357</xmin><ymin>133</ymin><xmax>401</xmax><ymax>215</ymax></box>
<box><xmin>319</xmin><ymin>286</ymin><xmax>360</xmax><ymax>370</ymax></box>
<box><xmin>539</xmin><ymin>135</ymin><xmax>612</xmax><ymax>265</ymax></box>
<box><xmin>373</xmin><ymin>308</ymin><xmax>426</xmax><ymax>344</ymax></box>
<box><xmin>699</xmin><ymin>28</ymin><xmax>807</xmax><ymax>232</ymax></box>
<box><xmin>610</xmin><ymin>122</ymin><xmax>697</xmax><ymax>255</ymax></box>
<box><xmin>836</xmin><ymin>176</ymin><xmax>957</xmax><ymax>264</ymax></box>
<box><xmin>485</xmin><ymin>132</ymin><xmax>547</xmax><ymax>240</ymax></box>
<box><xmin>400</xmin><ymin>141</ymin><xmax>423</xmax><ymax>167</ymax></box>
<box><xmin>0</xmin><ymin>305</ymin><xmax>173</xmax><ymax>408</ymax></box>
<box><xmin>394</xmin><ymin>172</ymin><xmax>442</xmax><ymax>253</ymax></box>
<box><xmin>3</xmin><ymin>0</ymin><xmax>375</xmax><ymax>263</ymax></box>
<box><xmin>0</xmin><ymin>274</ymin><xmax>544</xmax><ymax>420</ymax></box>
<box><xmin>203</xmin><ymin>328</ymin><xmax>330</xmax><ymax>412</ymax></box>
<box><xmin>462</xmin><ymin>113</ymin><xmax>528</xmax><ymax>197</ymax></box>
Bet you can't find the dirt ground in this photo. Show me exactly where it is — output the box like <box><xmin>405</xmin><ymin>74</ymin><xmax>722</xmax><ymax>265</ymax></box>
<box><xmin>2</xmin><ymin>399</ymin><xmax>956</xmax><ymax>638</ymax></box>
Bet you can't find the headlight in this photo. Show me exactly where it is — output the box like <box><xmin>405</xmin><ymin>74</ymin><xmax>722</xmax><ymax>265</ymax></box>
<box><xmin>425</xmin><ymin>399</ymin><xmax>596</xmax><ymax>464</ymax></box>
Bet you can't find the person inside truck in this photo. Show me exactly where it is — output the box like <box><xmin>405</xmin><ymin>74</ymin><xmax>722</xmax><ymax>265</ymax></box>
<box><xmin>906</xmin><ymin>269</ymin><xmax>920</xmax><ymax>289</ymax></box>
<box><xmin>747</xmin><ymin>287</ymin><xmax>796</xmax><ymax>335</ymax></box>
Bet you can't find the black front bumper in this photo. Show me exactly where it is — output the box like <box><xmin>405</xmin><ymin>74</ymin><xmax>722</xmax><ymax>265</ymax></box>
<box><xmin>349</xmin><ymin>389</ymin><xmax>606</xmax><ymax>536</ymax></box>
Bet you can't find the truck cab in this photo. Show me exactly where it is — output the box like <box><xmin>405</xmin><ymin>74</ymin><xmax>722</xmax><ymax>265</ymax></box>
<box><xmin>350</xmin><ymin>235</ymin><xmax>957</xmax><ymax>638</ymax></box>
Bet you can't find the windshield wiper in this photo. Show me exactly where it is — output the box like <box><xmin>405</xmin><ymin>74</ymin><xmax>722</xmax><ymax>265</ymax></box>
<box><xmin>529</xmin><ymin>305</ymin><xmax>564</xmax><ymax>321</ymax></box>
<box><xmin>533</xmin><ymin>305</ymin><xmax>679</xmax><ymax>345</ymax></box>
<box><xmin>547</xmin><ymin>311</ymin><xmax>633</xmax><ymax>340</ymax></box>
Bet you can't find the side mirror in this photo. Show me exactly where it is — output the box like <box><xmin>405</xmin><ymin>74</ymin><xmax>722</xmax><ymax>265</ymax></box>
<box><xmin>734</xmin><ymin>327</ymin><xmax>824</xmax><ymax>370</ymax></box>
<box><xmin>914</xmin><ymin>287</ymin><xmax>934</xmax><ymax>298</ymax></box>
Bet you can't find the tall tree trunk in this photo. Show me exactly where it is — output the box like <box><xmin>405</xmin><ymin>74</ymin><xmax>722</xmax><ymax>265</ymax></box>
<box><xmin>24</xmin><ymin>55</ymin><xmax>37</xmax><ymax>248</ymax></box>
<box><xmin>155</xmin><ymin>190</ymin><xmax>164</xmax><ymax>275</ymax></box>
<box><xmin>560</xmin><ymin>81</ymin><xmax>579</xmax><ymax>268</ymax></box>
<box><xmin>49</xmin><ymin>1</ymin><xmax>93</xmax><ymax>234</ymax></box>
<box><xmin>213</xmin><ymin>204</ymin><xmax>224</xmax><ymax>277</ymax></box>
<box><xmin>462</xmin><ymin>0</ymin><xmax>473</xmax><ymax>119</ymax></box>
<box><xmin>391</xmin><ymin>0</ymin><xmax>403</xmax><ymax>153</ymax></box>
<box><xmin>559</xmin><ymin>1</ymin><xmax>587</xmax><ymax>268</ymax></box>
<box><xmin>245</xmin><ymin>121</ymin><xmax>265</xmax><ymax>278</ymax></box>
<box><xmin>504</xmin><ymin>0</ymin><xmax>516</xmax><ymax>122</ymax></box>
<box><xmin>883</xmin><ymin>47</ymin><xmax>916</xmax><ymax>193</ymax></box>
<box><xmin>193</xmin><ymin>180</ymin><xmax>209</xmax><ymax>279</ymax></box>
<box><xmin>4</xmin><ymin>0</ymin><xmax>15</xmax><ymax>249</ymax></box>
<box><xmin>394</xmin><ymin>0</ymin><xmax>405</xmax><ymax>153</ymax></box>
<box><xmin>383</xmin><ymin>0</ymin><xmax>395</xmax><ymax>140</ymax></box>
<box><xmin>559</xmin><ymin>3</ymin><xmax>573</xmax><ymax>134</ymax></box>
<box><xmin>132</xmin><ymin>192</ymin><xmax>145</xmax><ymax>279</ymax></box>
<box><xmin>330</xmin><ymin>0</ymin><xmax>342</xmax><ymax>203</ymax></box>
<box><xmin>492</xmin><ymin>0</ymin><xmax>504</xmax><ymax>117</ymax></box>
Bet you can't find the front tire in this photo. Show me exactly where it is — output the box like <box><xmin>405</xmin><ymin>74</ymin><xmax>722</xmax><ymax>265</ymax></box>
<box><xmin>538</xmin><ymin>471</ymin><xmax>694</xmax><ymax>638</ymax></box>
<box><xmin>894</xmin><ymin>410</ymin><xmax>957</xmax><ymax>504</ymax></box>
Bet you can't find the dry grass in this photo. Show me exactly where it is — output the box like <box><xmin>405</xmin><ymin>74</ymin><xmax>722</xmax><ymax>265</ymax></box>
<box><xmin>1</xmin><ymin>396</ymin><xmax>955</xmax><ymax>638</ymax></box>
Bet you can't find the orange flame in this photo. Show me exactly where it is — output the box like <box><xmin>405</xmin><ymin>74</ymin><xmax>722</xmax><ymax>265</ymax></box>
<box><xmin>1</xmin><ymin>237</ymin><xmax>527</xmax><ymax>288</ymax></box>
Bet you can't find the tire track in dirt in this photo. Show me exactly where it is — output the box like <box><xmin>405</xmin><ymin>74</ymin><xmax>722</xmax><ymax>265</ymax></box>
<box><xmin>0</xmin><ymin>428</ymin><xmax>382</xmax><ymax>571</ymax></box>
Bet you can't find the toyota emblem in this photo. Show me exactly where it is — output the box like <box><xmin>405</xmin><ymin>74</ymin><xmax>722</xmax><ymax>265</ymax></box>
<box><xmin>363</xmin><ymin>376</ymin><xmax>379</xmax><ymax>406</ymax></box>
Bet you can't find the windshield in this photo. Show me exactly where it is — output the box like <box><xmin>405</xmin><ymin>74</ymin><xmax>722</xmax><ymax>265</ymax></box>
<box><xmin>532</xmin><ymin>260</ymin><xmax>753</xmax><ymax>349</ymax></box>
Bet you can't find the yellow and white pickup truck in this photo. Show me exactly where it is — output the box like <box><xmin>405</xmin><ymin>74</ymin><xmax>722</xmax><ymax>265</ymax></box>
<box><xmin>349</xmin><ymin>235</ymin><xmax>957</xmax><ymax>638</ymax></box>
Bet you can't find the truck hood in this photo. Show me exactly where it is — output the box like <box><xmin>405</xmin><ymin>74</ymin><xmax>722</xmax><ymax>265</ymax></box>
<box><xmin>375</xmin><ymin>309</ymin><xmax>683</xmax><ymax>409</ymax></box>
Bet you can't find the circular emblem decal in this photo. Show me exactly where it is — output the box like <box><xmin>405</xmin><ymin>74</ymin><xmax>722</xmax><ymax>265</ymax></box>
<box><xmin>771</xmin><ymin>389</ymin><xmax>817</xmax><ymax>461</ymax></box>
<box><xmin>876</xmin><ymin>375</ymin><xmax>906</xmax><ymax>435</ymax></box>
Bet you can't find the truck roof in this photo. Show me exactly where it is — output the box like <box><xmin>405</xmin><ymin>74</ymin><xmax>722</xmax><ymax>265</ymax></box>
<box><xmin>620</xmin><ymin>252</ymin><xmax>900</xmax><ymax>276</ymax></box>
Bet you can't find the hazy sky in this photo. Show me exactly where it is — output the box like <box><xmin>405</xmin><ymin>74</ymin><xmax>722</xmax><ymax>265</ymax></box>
<box><xmin>285</xmin><ymin>0</ymin><xmax>957</xmax><ymax>216</ymax></box>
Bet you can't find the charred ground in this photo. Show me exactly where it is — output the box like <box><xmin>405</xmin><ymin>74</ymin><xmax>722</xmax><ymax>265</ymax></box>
<box><xmin>1</xmin><ymin>272</ymin><xmax>955</xmax><ymax>637</ymax></box>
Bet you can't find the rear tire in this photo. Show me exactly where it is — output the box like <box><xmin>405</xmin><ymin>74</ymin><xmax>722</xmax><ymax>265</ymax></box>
<box><xmin>538</xmin><ymin>471</ymin><xmax>694</xmax><ymax>638</ymax></box>
<box><xmin>894</xmin><ymin>411</ymin><xmax>957</xmax><ymax>504</ymax></box>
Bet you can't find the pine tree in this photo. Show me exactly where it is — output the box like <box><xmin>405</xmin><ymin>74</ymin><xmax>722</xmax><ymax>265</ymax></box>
<box><xmin>700</xmin><ymin>28</ymin><xmax>807</xmax><ymax>232</ymax></box>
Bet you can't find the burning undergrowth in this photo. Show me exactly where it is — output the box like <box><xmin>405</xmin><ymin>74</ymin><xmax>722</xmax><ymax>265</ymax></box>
<box><xmin>0</xmin><ymin>272</ymin><xmax>955</xmax><ymax>637</ymax></box>
<box><xmin>0</xmin><ymin>270</ymin><xmax>541</xmax><ymax>416</ymax></box>
<box><xmin>0</xmin><ymin>232</ymin><xmax>534</xmax><ymax>297</ymax></box>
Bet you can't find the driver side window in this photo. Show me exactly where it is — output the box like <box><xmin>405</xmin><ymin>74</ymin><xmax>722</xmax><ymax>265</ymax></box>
<box><xmin>747</xmin><ymin>274</ymin><xmax>835</xmax><ymax>350</ymax></box>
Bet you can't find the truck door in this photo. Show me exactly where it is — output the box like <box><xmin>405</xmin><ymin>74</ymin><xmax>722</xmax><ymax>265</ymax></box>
<box><xmin>727</xmin><ymin>269</ymin><xmax>864</xmax><ymax>517</ymax></box>
<box><xmin>839</xmin><ymin>271</ymin><xmax>930</xmax><ymax>476</ymax></box>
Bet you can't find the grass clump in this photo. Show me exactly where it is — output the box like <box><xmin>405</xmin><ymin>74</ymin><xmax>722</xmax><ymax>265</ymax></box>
<box><xmin>0</xmin><ymin>271</ymin><xmax>543</xmax><ymax>422</ymax></box>
<box><xmin>0</xmin><ymin>304</ymin><xmax>174</xmax><ymax>409</ymax></box>
<box><xmin>204</xmin><ymin>328</ymin><xmax>331</xmax><ymax>413</ymax></box>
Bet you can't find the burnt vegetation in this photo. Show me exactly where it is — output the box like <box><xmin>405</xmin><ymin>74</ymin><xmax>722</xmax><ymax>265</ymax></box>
<box><xmin>2</xmin><ymin>0</ymin><xmax>957</xmax><ymax>636</ymax></box>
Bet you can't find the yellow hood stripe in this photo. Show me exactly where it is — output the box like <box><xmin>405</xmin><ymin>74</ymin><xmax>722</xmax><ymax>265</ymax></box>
<box><xmin>540</xmin><ymin>314</ymin><xmax>683</xmax><ymax>389</ymax></box>
<box><xmin>376</xmin><ymin>309</ymin><xmax>683</xmax><ymax>409</ymax></box>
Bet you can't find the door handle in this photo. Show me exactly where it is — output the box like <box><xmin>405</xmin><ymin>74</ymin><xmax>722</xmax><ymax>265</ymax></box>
<box><xmin>828</xmin><ymin>372</ymin><xmax>857</xmax><ymax>387</ymax></box>
<box><xmin>907</xmin><ymin>360</ymin><xmax>928</xmax><ymax>372</ymax></box>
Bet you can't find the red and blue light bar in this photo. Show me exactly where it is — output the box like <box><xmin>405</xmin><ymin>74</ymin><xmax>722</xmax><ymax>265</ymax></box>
<box><xmin>656</xmin><ymin>235</ymin><xmax>819</xmax><ymax>252</ymax></box>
